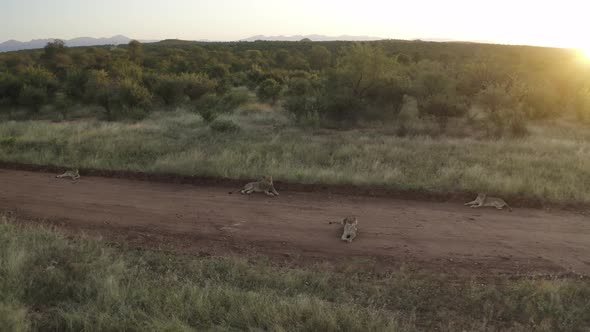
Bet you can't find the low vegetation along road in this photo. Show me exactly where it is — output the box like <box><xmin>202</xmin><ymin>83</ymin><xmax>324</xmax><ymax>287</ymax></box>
<box><xmin>1</xmin><ymin>169</ymin><xmax>589</xmax><ymax>276</ymax></box>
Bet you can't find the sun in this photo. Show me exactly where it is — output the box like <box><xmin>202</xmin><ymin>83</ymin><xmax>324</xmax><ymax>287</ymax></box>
<box><xmin>578</xmin><ymin>47</ymin><xmax>590</xmax><ymax>61</ymax></box>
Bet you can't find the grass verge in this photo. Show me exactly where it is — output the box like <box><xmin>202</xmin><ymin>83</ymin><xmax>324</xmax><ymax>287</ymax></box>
<box><xmin>1</xmin><ymin>214</ymin><xmax>590</xmax><ymax>331</ymax></box>
<box><xmin>0</xmin><ymin>110</ymin><xmax>590</xmax><ymax>205</ymax></box>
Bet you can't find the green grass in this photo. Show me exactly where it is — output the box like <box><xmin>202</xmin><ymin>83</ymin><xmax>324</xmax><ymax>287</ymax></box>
<box><xmin>1</xmin><ymin>108</ymin><xmax>590</xmax><ymax>205</ymax></box>
<box><xmin>1</xmin><ymin>214</ymin><xmax>589</xmax><ymax>331</ymax></box>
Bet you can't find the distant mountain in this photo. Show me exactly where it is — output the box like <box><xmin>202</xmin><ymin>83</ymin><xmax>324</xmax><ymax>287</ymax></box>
<box><xmin>240</xmin><ymin>34</ymin><xmax>385</xmax><ymax>42</ymax></box>
<box><xmin>0</xmin><ymin>35</ymin><xmax>157</xmax><ymax>53</ymax></box>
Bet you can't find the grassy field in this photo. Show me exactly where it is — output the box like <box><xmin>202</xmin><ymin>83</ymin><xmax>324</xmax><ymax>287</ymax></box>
<box><xmin>1</xmin><ymin>105</ymin><xmax>590</xmax><ymax>205</ymax></box>
<box><xmin>1</xmin><ymin>213</ymin><xmax>589</xmax><ymax>331</ymax></box>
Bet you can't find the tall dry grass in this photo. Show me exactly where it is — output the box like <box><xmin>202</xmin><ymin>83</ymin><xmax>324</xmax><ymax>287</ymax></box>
<box><xmin>0</xmin><ymin>109</ymin><xmax>589</xmax><ymax>204</ymax></box>
<box><xmin>1</xmin><ymin>214</ymin><xmax>589</xmax><ymax>331</ymax></box>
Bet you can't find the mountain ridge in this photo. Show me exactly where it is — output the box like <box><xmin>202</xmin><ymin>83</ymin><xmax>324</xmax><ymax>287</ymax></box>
<box><xmin>0</xmin><ymin>35</ymin><xmax>157</xmax><ymax>53</ymax></box>
<box><xmin>239</xmin><ymin>34</ymin><xmax>385</xmax><ymax>42</ymax></box>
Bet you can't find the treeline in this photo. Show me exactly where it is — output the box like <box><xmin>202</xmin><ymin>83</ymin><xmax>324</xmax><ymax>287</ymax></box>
<box><xmin>0</xmin><ymin>38</ymin><xmax>589</xmax><ymax>134</ymax></box>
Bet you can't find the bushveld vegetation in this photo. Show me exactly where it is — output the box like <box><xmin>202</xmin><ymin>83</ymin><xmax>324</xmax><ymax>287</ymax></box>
<box><xmin>1</xmin><ymin>214</ymin><xmax>589</xmax><ymax>331</ymax></box>
<box><xmin>1</xmin><ymin>39</ymin><xmax>589</xmax><ymax>129</ymax></box>
<box><xmin>1</xmin><ymin>39</ymin><xmax>590</xmax><ymax>204</ymax></box>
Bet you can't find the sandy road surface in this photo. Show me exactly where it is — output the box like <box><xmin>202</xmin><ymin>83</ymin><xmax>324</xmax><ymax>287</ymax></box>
<box><xmin>1</xmin><ymin>169</ymin><xmax>588</xmax><ymax>275</ymax></box>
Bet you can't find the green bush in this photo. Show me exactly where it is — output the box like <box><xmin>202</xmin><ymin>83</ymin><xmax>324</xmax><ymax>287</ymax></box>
<box><xmin>18</xmin><ymin>85</ymin><xmax>48</xmax><ymax>112</ymax></box>
<box><xmin>115</xmin><ymin>78</ymin><xmax>152</xmax><ymax>110</ymax></box>
<box><xmin>256</xmin><ymin>78</ymin><xmax>282</xmax><ymax>104</ymax></box>
<box><xmin>0</xmin><ymin>72</ymin><xmax>23</xmax><ymax>105</ymax></box>
<box><xmin>151</xmin><ymin>73</ymin><xmax>187</xmax><ymax>106</ymax></box>
<box><xmin>194</xmin><ymin>93</ymin><xmax>221</xmax><ymax>123</ymax></box>
<box><xmin>179</xmin><ymin>72</ymin><xmax>216</xmax><ymax>101</ymax></box>
<box><xmin>210</xmin><ymin>119</ymin><xmax>241</xmax><ymax>133</ymax></box>
<box><xmin>63</xmin><ymin>69</ymin><xmax>87</xmax><ymax>100</ymax></box>
<box><xmin>219</xmin><ymin>87</ymin><xmax>252</xmax><ymax>111</ymax></box>
<box><xmin>418</xmin><ymin>93</ymin><xmax>467</xmax><ymax>131</ymax></box>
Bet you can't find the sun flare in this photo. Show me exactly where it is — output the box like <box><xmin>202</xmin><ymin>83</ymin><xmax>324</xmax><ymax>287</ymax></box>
<box><xmin>579</xmin><ymin>47</ymin><xmax>590</xmax><ymax>61</ymax></box>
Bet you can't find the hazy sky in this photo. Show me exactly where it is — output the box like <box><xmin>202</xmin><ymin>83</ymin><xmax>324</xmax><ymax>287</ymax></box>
<box><xmin>0</xmin><ymin>0</ymin><xmax>587</xmax><ymax>48</ymax></box>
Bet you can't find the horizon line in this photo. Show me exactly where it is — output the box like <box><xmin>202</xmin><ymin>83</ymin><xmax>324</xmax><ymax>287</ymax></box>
<box><xmin>0</xmin><ymin>34</ymin><xmax>580</xmax><ymax>51</ymax></box>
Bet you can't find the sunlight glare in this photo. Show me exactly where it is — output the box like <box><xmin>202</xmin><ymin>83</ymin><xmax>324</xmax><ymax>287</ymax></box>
<box><xmin>579</xmin><ymin>47</ymin><xmax>590</xmax><ymax>61</ymax></box>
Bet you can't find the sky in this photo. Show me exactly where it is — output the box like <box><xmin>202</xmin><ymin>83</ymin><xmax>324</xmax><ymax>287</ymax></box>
<box><xmin>0</xmin><ymin>0</ymin><xmax>587</xmax><ymax>49</ymax></box>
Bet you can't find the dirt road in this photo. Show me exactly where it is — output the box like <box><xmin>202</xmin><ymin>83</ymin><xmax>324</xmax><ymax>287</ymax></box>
<box><xmin>1</xmin><ymin>169</ymin><xmax>588</xmax><ymax>275</ymax></box>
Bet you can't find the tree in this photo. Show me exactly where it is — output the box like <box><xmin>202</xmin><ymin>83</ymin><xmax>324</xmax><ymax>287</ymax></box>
<box><xmin>476</xmin><ymin>84</ymin><xmax>522</xmax><ymax>137</ymax></box>
<box><xmin>283</xmin><ymin>77</ymin><xmax>322</xmax><ymax>126</ymax></box>
<box><xmin>207</xmin><ymin>63</ymin><xmax>230</xmax><ymax>80</ymax></box>
<box><xmin>333</xmin><ymin>43</ymin><xmax>392</xmax><ymax>100</ymax></box>
<box><xmin>41</xmin><ymin>40</ymin><xmax>71</xmax><ymax>74</ymax></box>
<box><xmin>18</xmin><ymin>85</ymin><xmax>47</xmax><ymax>112</ymax></box>
<box><xmin>396</xmin><ymin>53</ymin><xmax>411</xmax><ymax>65</ymax></box>
<box><xmin>520</xmin><ymin>83</ymin><xmax>561</xmax><ymax>119</ymax></box>
<box><xmin>20</xmin><ymin>66</ymin><xmax>58</xmax><ymax>92</ymax></box>
<box><xmin>42</xmin><ymin>40</ymin><xmax>67</xmax><ymax>61</ymax></box>
<box><xmin>319</xmin><ymin>43</ymin><xmax>401</xmax><ymax>124</ymax></box>
<box><xmin>0</xmin><ymin>73</ymin><xmax>23</xmax><ymax>106</ymax></box>
<box><xmin>17</xmin><ymin>66</ymin><xmax>58</xmax><ymax>111</ymax></box>
<box><xmin>84</xmin><ymin>70</ymin><xmax>116</xmax><ymax>119</ymax></box>
<box><xmin>371</xmin><ymin>74</ymin><xmax>410</xmax><ymax>116</ymax></box>
<box><xmin>128</xmin><ymin>40</ymin><xmax>144</xmax><ymax>64</ymax></box>
<box><xmin>109</xmin><ymin>60</ymin><xmax>144</xmax><ymax>81</ymax></box>
<box><xmin>413</xmin><ymin>71</ymin><xmax>452</xmax><ymax>99</ymax></box>
<box><xmin>179</xmin><ymin>73</ymin><xmax>216</xmax><ymax>101</ymax></box>
<box><xmin>285</xmin><ymin>53</ymin><xmax>310</xmax><ymax>71</ymax></box>
<box><xmin>245</xmin><ymin>50</ymin><xmax>264</xmax><ymax>65</ymax></box>
<box><xmin>256</xmin><ymin>78</ymin><xmax>282</xmax><ymax>104</ymax></box>
<box><xmin>476</xmin><ymin>84</ymin><xmax>515</xmax><ymax>114</ymax></box>
<box><xmin>309</xmin><ymin>45</ymin><xmax>331</xmax><ymax>70</ymax></box>
<box><xmin>64</xmin><ymin>68</ymin><xmax>88</xmax><ymax>99</ymax></box>
<box><xmin>274</xmin><ymin>49</ymin><xmax>290</xmax><ymax>67</ymax></box>
<box><xmin>417</xmin><ymin>93</ymin><xmax>467</xmax><ymax>131</ymax></box>
<box><xmin>152</xmin><ymin>74</ymin><xmax>187</xmax><ymax>105</ymax></box>
<box><xmin>115</xmin><ymin>78</ymin><xmax>152</xmax><ymax>110</ymax></box>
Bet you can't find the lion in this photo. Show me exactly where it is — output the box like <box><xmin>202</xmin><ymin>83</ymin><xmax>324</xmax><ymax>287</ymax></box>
<box><xmin>330</xmin><ymin>216</ymin><xmax>358</xmax><ymax>243</ymax></box>
<box><xmin>56</xmin><ymin>169</ymin><xmax>80</xmax><ymax>181</ymax></box>
<box><xmin>465</xmin><ymin>193</ymin><xmax>512</xmax><ymax>211</ymax></box>
<box><xmin>232</xmin><ymin>176</ymin><xmax>279</xmax><ymax>197</ymax></box>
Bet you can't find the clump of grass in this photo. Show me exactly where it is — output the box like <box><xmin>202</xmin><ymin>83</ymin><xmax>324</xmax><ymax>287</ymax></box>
<box><xmin>1</xmin><ymin>214</ymin><xmax>589</xmax><ymax>331</ymax></box>
<box><xmin>209</xmin><ymin>119</ymin><xmax>241</xmax><ymax>133</ymax></box>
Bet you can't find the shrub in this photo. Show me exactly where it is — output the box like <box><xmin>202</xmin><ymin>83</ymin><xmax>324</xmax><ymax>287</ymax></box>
<box><xmin>256</xmin><ymin>78</ymin><xmax>282</xmax><ymax>104</ymax></box>
<box><xmin>521</xmin><ymin>83</ymin><xmax>561</xmax><ymax>119</ymax></box>
<box><xmin>283</xmin><ymin>77</ymin><xmax>324</xmax><ymax>126</ymax></box>
<box><xmin>210</xmin><ymin>119</ymin><xmax>241</xmax><ymax>133</ymax></box>
<box><xmin>0</xmin><ymin>72</ymin><xmax>22</xmax><ymax>105</ymax></box>
<box><xmin>53</xmin><ymin>91</ymin><xmax>72</xmax><ymax>119</ymax></box>
<box><xmin>64</xmin><ymin>68</ymin><xmax>87</xmax><ymax>100</ymax></box>
<box><xmin>20</xmin><ymin>66</ymin><xmax>57</xmax><ymax>92</ymax></box>
<box><xmin>109</xmin><ymin>60</ymin><xmax>144</xmax><ymax>81</ymax></box>
<box><xmin>194</xmin><ymin>94</ymin><xmax>221</xmax><ymax>123</ymax></box>
<box><xmin>115</xmin><ymin>78</ymin><xmax>152</xmax><ymax>110</ymax></box>
<box><xmin>309</xmin><ymin>45</ymin><xmax>332</xmax><ymax>70</ymax></box>
<box><xmin>179</xmin><ymin>72</ymin><xmax>216</xmax><ymax>101</ymax></box>
<box><xmin>475</xmin><ymin>84</ymin><xmax>530</xmax><ymax>138</ymax></box>
<box><xmin>84</xmin><ymin>70</ymin><xmax>116</xmax><ymax>119</ymax></box>
<box><xmin>283</xmin><ymin>95</ymin><xmax>322</xmax><ymax>126</ymax></box>
<box><xmin>18</xmin><ymin>85</ymin><xmax>48</xmax><ymax>112</ymax></box>
<box><xmin>508</xmin><ymin>112</ymin><xmax>529</xmax><ymax>138</ymax></box>
<box><xmin>219</xmin><ymin>87</ymin><xmax>252</xmax><ymax>111</ymax></box>
<box><xmin>152</xmin><ymin>74</ymin><xmax>187</xmax><ymax>106</ymax></box>
<box><xmin>418</xmin><ymin>94</ymin><xmax>467</xmax><ymax>132</ymax></box>
<box><xmin>477</xmin><ymin>84</ymin><xmax>516</xmax><ymax>114</ymax></box>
